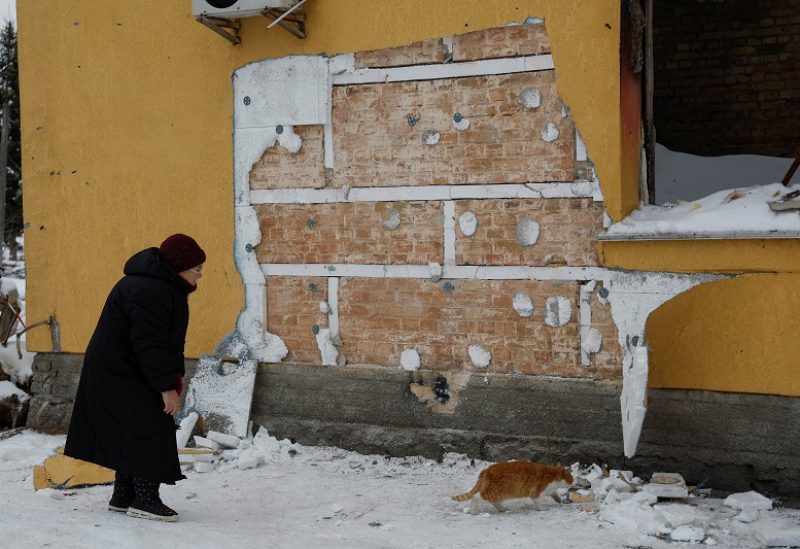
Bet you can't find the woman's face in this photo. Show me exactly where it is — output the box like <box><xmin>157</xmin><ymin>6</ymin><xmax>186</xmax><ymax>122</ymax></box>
<box><xmin>179</xmin><ymin>264</ymin><xmax>204</xmax><ymax>287</ymax></box>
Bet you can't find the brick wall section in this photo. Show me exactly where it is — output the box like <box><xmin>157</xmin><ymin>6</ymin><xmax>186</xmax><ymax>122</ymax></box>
<box><xmin>653</xmin><ymin>0</ymin><xmax>800</xmax><ymax>157</ymax></box>
<box><xmin>453</xmin><ymin>23</ymin><xmax>551</xmax><ymax>61</ymax></box>
<box><xmin>588</xmin><ymin>286</ymin><xmax>622</xmax><ymax>376</ymax></box>
<box><xmin>266</xmin><ymin>277</ymin><xmax>330</xmax><ymax>364</ymax></box>
<box><xmin>337</xmin><ymin>278</ymin><xmax>619</xmax><ymax>380</ymax></box>
<box><xmin>332</xmin><ymin>71</ymin><xmax>576</xmax><ymax>187</ymax></box>
<box><xmin>255</xmin><ymin>201</ymin><xmax>444</xmax><ymax>265</ymax></box>
<box><xmin>455</xmin><ymin>198</ymin><xmax>603</xmax><ymax>266</ymax></box>
<box><xmin>354</xmin><ymin>38</ymin><xmax>446</xmax><ymax>68</ymax></box>
<box><xmin>250</xmin><ymin>125</ymin><xmax>326</xmax><ymax>190</ymax></box>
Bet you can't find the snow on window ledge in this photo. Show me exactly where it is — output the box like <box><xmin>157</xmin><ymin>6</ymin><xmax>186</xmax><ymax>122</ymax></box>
<box><xmin>600</xmin><ymin>183</ymin><xmax>800</xmax><ymax>241</ymax></box>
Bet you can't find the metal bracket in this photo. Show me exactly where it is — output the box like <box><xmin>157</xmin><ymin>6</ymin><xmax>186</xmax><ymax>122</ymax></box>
<box><xmin>262</xmin><ymin>0</ymin><xmax>308</xmax><ymax>39</ymax></box>
<box><xmin>196</xmin><ymin>15</ymin><xmax>242</xmax><ymax>46</ymax></box>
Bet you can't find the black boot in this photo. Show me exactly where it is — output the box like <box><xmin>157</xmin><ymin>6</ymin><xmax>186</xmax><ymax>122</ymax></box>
<box><xmin>127</xmin><ymin>477</ymin><xmax>179</xmax><ymax>522</ymax></box>
<box><xmin>108</xmin><ymin>471</ymin><xmax>135</xmax><ymax>512</ymax></box>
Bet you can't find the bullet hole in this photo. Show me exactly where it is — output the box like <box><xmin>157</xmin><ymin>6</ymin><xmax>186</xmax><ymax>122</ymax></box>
<box><xmin>39</xmin><ymin>225</ymin><xmax>44</xmax><ymax>230</ymax></box>
<box><xmin>71</xmin><ymin>170</ymin><xmax>77</xmax><ymax>174</ymax></box>
<box><xmin>464</xmin><ymin>22</ymin><xmax>469</xmax><ymax>27</ymax></box>
<box><xmin>308</xmin><ymin>282</ymin><xmax>319</xmax><ymax>292</ymax></box>
<box><xmin>442</xmin><ymin>282</ymin><xmax>455</xmax><ymax>293</ymax></box>
<box><xmin>433</xmin><ymin>375</ymin><xmax>450</xmax><ymax>404</ymax></box>
<box><xmin>605</xmin><ymin>23</ymin><xmax>612</xmax><ymax>29</ymax></box>
<box><xmin>407</xmin><ymin>114</ymin><xmax>418</xmax><ymax>128</ymax></box>
<box><xmin>73</xmin><ymin>22</ymin><xmax>79</xmax><ymax>26</ymax></box>
<box><xmin>306</xmin><ymin>218</ymin><xmax>317</xmax><ymax>229</ymax></box>
<box><xmin>311</xmin><ymin>324</ymin><xmax>320</xmax><ymax>335</ymax></box>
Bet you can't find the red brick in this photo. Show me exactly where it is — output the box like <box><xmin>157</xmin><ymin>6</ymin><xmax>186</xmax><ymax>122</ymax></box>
<box><xmin>453</xmin><ymin>24</ymin><xmax>551</xmax><ymax>61</ymax></box>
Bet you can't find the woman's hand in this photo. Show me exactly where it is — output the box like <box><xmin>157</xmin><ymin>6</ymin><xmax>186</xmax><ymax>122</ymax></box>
<box><xmin>162</xmin><ymin>390</ymin><xmax>180</xmax><ymax>416</ymax></box>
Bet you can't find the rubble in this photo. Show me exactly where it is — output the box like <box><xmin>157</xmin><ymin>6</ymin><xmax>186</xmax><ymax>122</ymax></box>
<box><xmin>641</xmin><ymin>472</ymin><xmax>689</xmax><ymax>499</ymax></box>
<box><xmin>207</xmin><ymin>430</ymin><xmax>242</xmax><ymax>449</ymax></box>
<box><xmin>723</xmin><ymin>490</ymin><xmax>773</xmax><ymax>523</ymax></box>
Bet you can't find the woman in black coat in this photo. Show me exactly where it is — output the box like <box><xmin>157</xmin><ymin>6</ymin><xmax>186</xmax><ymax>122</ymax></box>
<box><xmin>65</xmin><ymin>234</ymin><xmax>205</xmax><ymax>522</ymax></box>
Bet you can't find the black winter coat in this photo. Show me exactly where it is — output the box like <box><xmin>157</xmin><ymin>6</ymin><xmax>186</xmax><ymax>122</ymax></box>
<box><xmin>65</xmin><ymin>247</ymin><xmax>192</xmax><ymax>484</ymax></box>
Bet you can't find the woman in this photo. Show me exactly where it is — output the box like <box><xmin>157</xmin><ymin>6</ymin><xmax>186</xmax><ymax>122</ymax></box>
<box><xmin>65</xmin><ymin>233</ymin><xmax>205</xmax><ymax>522</ymax></box>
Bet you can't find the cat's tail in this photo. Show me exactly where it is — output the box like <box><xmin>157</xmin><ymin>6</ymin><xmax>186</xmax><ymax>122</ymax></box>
<box><xmin>451</xmin><ymin>482</ymin><xmax>480</xmax><ymax>501</ymax></box>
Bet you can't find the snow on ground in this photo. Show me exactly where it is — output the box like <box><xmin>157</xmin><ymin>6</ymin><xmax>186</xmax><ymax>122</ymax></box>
<box><xmin>607</xmin><ymin>182</ymin><xmax>800</xmax><ymax>238</ymax></box>
<box><xmin>655</xmin><ymin>143</ymin><xmax>798</xmax><ymax>205</ymax></box>
<box><xmin>2</xmin><ymin>430</ymin><xmax>799</xmax><ymax>548</ymax></box>
<box><xmin>0</xmin><ymin>275</ymin><xmax>34</xmax><ymax>385</ymax></box>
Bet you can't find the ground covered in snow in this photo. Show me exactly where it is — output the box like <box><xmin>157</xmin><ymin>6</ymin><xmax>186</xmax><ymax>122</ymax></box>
<box><xmin>2</xmin><ymin>430</ymin><xmax>800</xmax><ymax>548</ymax></box>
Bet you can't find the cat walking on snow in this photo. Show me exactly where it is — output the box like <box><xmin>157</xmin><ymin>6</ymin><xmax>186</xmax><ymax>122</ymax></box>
<box><xmin>452</xmin><ymin>460</ymin><xmax>574</xmax><ymax>514</ymax></box>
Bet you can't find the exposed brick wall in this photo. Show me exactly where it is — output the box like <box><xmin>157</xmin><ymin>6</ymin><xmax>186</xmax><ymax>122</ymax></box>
<box><xmin>332</xmin><ymin>71</ymin><xmax>576</xmax><ymax>187</ymax></box>
<box><xmin>654</xmin><ymin>0</ymin><xmax>800</xmax><ymax>157</ymax></box>
<box><xmin>336</xmin><ymin>277</ymin><xmax>618</xmax><ymax>380</ymax></box>
<box><xmin>588</xmin><ymin>285</ymin><xmax>622</xmax><ymax>374</ymax></box>
<box><xmin>453</xmin><ymin>23</ymin><xmax>551</xmax><ymax>62</ymax></box>
<box><xmin>266</xmin><ymin>277</ymin><xmax>329</xmax><ymax>364</ymax></box>
<box><xmin>255</xmin><ymin>201</ymin><xmax>443</xmax><ymax>264</ymax></box>
<box><xmin>454</xmin><ymin>198</ymin><xmax>603</xmax><ymax>266</ymax></box>
<box><xmin>250</xmin><ymin>125</ymin><xmax>326</xmax><ymax>190</ymax></box>
<box><xmin>354</xmin><ymin>38</ymin><xmax>446</xmax><ymax>68</ymax></box>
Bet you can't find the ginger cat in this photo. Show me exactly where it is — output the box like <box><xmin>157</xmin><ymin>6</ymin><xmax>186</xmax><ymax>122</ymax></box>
<box><xmin>452</xmin><ymin>460</ymin><xmax>574</xmax><ymax>513</ymax></box>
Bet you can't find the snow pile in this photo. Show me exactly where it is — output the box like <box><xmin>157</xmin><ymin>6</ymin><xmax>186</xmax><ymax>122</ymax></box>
<box><xmin>0</xmin><ymin>431</ymin><xmax>62</xmax><ymax>473</ymax></box>
<box><xmin>0</xmin><ymin>380</ymin><xmax>29</xmax><ymax>402</ymax></box>
<box><xmin>607</xmin><ymin>182</ymin><xmax>800</xmax><ymax>237</ymax></box>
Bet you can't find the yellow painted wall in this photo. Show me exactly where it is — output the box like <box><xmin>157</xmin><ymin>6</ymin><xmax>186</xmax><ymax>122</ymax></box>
<box><xmin>18</xmin><ymin>0</ymin><xmax>623</xmax><ymax>356</ymax></box>
<box><xmin>647</xmin><ymin>273</ymin><xmax>800</xmax><ymax>397</ymax></box>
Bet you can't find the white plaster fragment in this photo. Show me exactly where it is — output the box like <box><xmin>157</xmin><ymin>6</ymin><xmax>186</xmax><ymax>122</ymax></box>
<box><xmin>194</xmin><ymin>436</ymin><xmax>220</xmax><ymax>451</ymax></box>
<box><xmin>278</xmin><ymin>125</ymin><xmax>303</xmax><ymax>154</ymax></box>
<box><xmin>518</xmin><ymin>87</ymin><xmax>542</xmax><ymax>109</ymax></box>
<box><xmin>576</xmin><ymin>129</ymin><xmax>588</xmax><ymax>161</ymax></box>
<box><xmin>756</xmin><ymin>523</ymin><xmax>800</xmax><ymax>547</ymax></box>
<box><xmin>459</xmin><ymin>211</ymin><xmax>478</xmax><ymax>236</ymax></box>
<box><xmin>428</xmin><ymin>262</ymin><xmax>443</xmax><ymax>282</ymax></box>
<box><xmin>423</xmin><ymin>131</ymin><xmax>440</xmax><ymax>146</ymax></box>
<box><xmin>524</xmin><ymin>16</ymin><xmax>544</xmax><ymax>24</ymax></box>
<box><xmin>383</xmin><ymin>209</ymin><xmax>401</xmax><ymax>231</ymax></box>
<box><xmin>545</xmin><ymin>296</ymin><xmax>572</xmax><ymax>327</ymax></box>
<box><xmin>237</xmin><ymin>447</ymin><xmax>263</xmax><ymax>470</ymax></box>
<box><xmin>512</xmin><ymin>293</ymin><xmax>534</xmax><ymax>317</ymax></box>
<box><xmin>453</xmin><ymin>117</ymin><xmax>470</xmax><ymax>131</ymax></box>
<box><xmin>516</xmin><ymin>218</ymin><xmax>540</xmax><ymax>246</ymax></box>
<box><xmin>622</xmin><ymin>344</ymin><xmax>649</xmax><ymax>460</ymax></box>
<box><xmin>540</xmin><ymin>122</ymin><xmax>560</xmax><ymax>142</ymax></box>
<box><xmin>582</xmin><ymin>328</ymin><xmax>603</xmax><ymax>354</ymax></box>
<box><xmin>560</xmin><ymin>99</ymin><xmax>571</xmax><ymax>118</ymax></box>
<box><xmin>670</xmin><ymin>526</ymin><xmax>706</xmax><ymax>543</ymax></box>
<box><xmin>207</xmin><ymin>430</ymin><xmax>241</xmax><ymax>449</ymax></box>
<box><xmin>570</xmin><ymin>181</ymin><xmax>595</xmax><ymax>197</ymax></box>
<box><xmin>194</xmin><ymin>461</ymin><xmax>215</xmax><ymax>473</ymax></box>
<box><xmin>316</xmin><ymin>328</ymin><xmax>339</xmax><ymax>366</ymax></box>
<box><xmin>400</xmin><ymin>348</ymin><xmax>421</xmax><ymax>372</ymax></box>
<box><xmin>725</xmin><ymin>491</ymin><xmax>772</xmax><ymax>522</ymax></box>
<box><xmin>176</xmin><ymin>412</ymin><xmax>199</xmax><ymax>450</ymax></box>
<box><xmin>602</xmin><ymin>211</ymin><xmax>613</xmax><ymax>229</ymax></box>
<box><xmin>233</xmin><ymin>128</ymin><xmax>278</xmax><ymax>207</ymax></box>
<box><xmin>468</xmin><ymin>345</ymin><xmax>491</xmax><ymax>368</ymax></box>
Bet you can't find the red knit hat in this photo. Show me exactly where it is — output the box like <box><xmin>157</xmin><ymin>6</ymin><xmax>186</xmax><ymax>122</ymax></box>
<box><xmin>159</xmin><ymin>234</ymin><xmax>206</xmax><ymax>273</ymax></box>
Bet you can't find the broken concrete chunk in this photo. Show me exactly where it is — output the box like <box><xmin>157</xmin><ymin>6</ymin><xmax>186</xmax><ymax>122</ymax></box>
<box><xmin>206</xmin><ymin>430</ymin><xmax>241</xmax><ymax>449</ymax></box>
<box><xmin>642</xmin><ymin>472</ymin><xmax>689</xmax><ymax>499</ymax></box>
<box><xmin>178</xmin><ymin>451</ymin><xmax>215</xmax><ymax>464</ymax></box>
<box><xmin>237</xmin><ymin>447</ymin><xmax>263</xmax><ymax>470</ymax></box>
<box><xmin>756</xmin><ymin>523</ymin><xmax>800</xmax><ymax>547</ymax></box>
<box><xmin>194</xmin><ymin>436</ymin><xmax>220</xmax><ymax>450</ymax></box>
<box><xmin>193</xmin><ymin>461</ymin><xmax>215</xmax><ymax>473</ymax></box>
<box><xmin>175</xmin><ymin>412</ymin><xmax>199</xmax><ymax>450</ymax></box>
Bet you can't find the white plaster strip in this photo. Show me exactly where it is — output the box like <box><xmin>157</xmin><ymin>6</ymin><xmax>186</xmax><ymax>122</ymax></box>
<box><xmin>327</xmin><ymin>277</ymin><xmax>339</xmax><ymax>337</ymax></box>
<box><xmin>261</xmin><ymin>264</ymin><xmax>608</xmax><ymax>281</ymax></box>
<box><xmin>575</xmin><ymin>129</ymin><xmax>588</xmax><ymax>162</ymax></box>
<box><xmin>250</xmin><ymin>182</ymin><xmax>602</xmax><ymax>205</ymax></box>
<box><xmin>443</xmin><ymin>201</ymin><xmax>456</xmax><ymax>266</ymax></box>
<box><xmin>332</xmin><ymin>54</ymin><xmax>554</xmax><ymax>85</ymax></box>
<box><xmin>323</xmin><ymin>62</ymin><xmax>335</xmax><ymax>169</ymax></box>
<box><xmin>579</xmin><ymin>280</ymin><xmax>597</xmax><ymax>367</ymax></box>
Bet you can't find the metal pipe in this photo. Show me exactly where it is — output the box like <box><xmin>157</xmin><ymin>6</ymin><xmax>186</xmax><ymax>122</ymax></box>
<box><xmin>266</xmin><ymin>0</ymin><xmax>307</xmax><ymax>29</ymax></box>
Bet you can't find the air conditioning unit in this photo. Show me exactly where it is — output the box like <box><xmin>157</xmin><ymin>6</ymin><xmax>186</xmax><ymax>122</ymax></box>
<box><xmin>192</xmin><ymin>0</ymin><xmax>299</xmax><ymax>19</ymax></box>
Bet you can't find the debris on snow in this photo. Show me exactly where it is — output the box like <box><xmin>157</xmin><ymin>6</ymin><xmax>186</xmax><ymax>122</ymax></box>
<box><xmin>670</xmin><ymin>525</ymin><xmax>706</xmax><ymax>543</ymax></box>
<box><xmin>642</xmin><ymin>472</ymin><xmax>689</xmax><ymax>499</ymax></box>
<box><xmin>724</xmin><ymin>490</ymin><xmax>773</xmax><ymax>522</ymax></box>
<box><xmin>206</xmin><ymin>430</ymin><xmax>241</xmax><ymax>449</ymax></box>
<box><xmin>193</xmin><ymin>436</ymin><xmax>220</xmax><ymax>451</ymax></box>
<box><xmin>755</xmin><ymin>521</ymin><xmax>800</xmax><ymax>547</ymax></box>
<box><xmin>176</xmin><ymin>412</ymin><xmax>199</xmax><ymax>450</ymax></box>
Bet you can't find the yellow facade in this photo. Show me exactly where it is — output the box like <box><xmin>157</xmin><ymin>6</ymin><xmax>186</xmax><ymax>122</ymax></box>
<box><xmin>17</xmin><ymin>1</ymin><xmax>798</xmax><ymax>396</ymax></box>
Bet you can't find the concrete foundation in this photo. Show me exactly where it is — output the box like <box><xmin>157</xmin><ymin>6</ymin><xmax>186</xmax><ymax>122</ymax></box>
<box><xmin>27</xmin><ymin>353</ymin><xmax>800</xmax><ymax>503</ymax></box>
